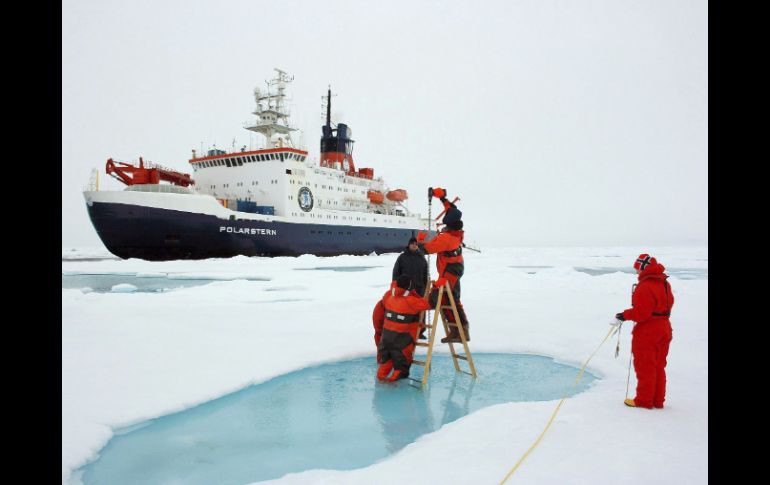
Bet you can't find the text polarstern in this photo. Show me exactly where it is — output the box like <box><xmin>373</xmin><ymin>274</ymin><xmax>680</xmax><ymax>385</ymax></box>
<box><xmin>219</xmin><ymin>226</ymin><xmax>278</xmax><ymax>236</ymax></box>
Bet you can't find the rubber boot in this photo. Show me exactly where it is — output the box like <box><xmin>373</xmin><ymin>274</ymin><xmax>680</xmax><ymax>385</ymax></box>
<box><xmin>460</xmin><ymin>323</ymin><xmax>470</xmax><ymax>342</ymax></box>
<box><xmin>377</xmin><ymin>361</ymin><xmax>394</xmax><ymax>380</ymax></box>
<box><xmin>441</xmin><ymin>327</ymin><xmax>461</xmax><ymax>343</ymax></box>
<box><xmin>386</xmin><ymin>369</ymin><xmax>405</xmax><ymax>382</ymax></box>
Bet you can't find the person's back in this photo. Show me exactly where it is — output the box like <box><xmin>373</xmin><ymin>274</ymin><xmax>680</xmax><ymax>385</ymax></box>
<box><xmin>376</xmin><ymin>275</ymin><xmax>432</xmax><ymax>381</ymax></box>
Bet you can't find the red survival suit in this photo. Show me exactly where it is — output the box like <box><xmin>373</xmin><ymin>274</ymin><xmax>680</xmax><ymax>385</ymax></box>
<box><xmin>619</xmin><ymin>256</ymin><xmax>674</xmax><ymax>409</ymax></box>
<box><xmin>373</xmin><ymin>283</ymin><xmax>432</xmax><ymax>381</ymax></box>
<box><xmin>418</xmin><ymin>189</ymin><xmax>469</xmax><ymax>342</ymax></box>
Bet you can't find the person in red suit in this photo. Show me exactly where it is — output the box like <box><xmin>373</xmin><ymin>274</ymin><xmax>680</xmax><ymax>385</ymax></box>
<box><xmin>615</xmin><ymin>253</ymin><xmax>675</xmax><ymax>409</ymax></box>
<box><xmin>374</xmin><ymin>275</ymin><xmax>432</xmax><ymax>381</ymax></box>
<box><xmin>417</xmin><ymin>187</ymin><xmax>469</xmax><ymax>343</ymax></box>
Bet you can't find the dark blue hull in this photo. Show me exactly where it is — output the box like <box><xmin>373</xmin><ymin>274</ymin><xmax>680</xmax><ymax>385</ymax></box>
<box><xmin>87</xmin><ymin>202</ymin><xmax>421</xmax><ymax>260</ymax></box>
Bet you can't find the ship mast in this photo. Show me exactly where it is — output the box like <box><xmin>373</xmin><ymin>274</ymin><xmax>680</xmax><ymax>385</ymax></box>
<box><xmin>245</xmin><ymin>68</ymin><xmax>297</xmax><ymax>148</ymax></box>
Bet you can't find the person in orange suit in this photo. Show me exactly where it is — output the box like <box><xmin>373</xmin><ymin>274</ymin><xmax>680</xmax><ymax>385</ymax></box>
<box><xmin>417</xmin><ymin>187</ymin><xmax>470</xmax><ymax>343</ymax></box>
<box><xmin>375</xmin><ymin>275</ymin><xmax>432</xmax><ymax>381</ymax></box>
<box><xmin>615</xmin><ymin>253</ymin><xmax>675</xmax><ymax>409</ymax></box>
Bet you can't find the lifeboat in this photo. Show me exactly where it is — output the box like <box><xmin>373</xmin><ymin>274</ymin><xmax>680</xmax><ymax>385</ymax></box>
<box><xmin>367</xmin><ymin>190</ymin><xmax>384</xmax><ymax>204</ymax></box>
<box><xmin>386</xmin><ymin>189</ymin><xmax>408</xmax><ymax>202</ymax></box>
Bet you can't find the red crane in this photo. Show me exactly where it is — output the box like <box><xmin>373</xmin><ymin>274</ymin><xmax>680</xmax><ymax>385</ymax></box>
<box><xmin>105</xmin><ymin>157</ymin><xmax>194</xmax><ymax>187</ymax></box>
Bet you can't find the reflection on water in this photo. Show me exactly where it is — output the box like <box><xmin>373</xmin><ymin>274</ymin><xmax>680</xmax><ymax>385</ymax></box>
<box><xmin>79</xmin><ymin>353</ymin><xmax>597</xmax><ymax>485</ymax></box>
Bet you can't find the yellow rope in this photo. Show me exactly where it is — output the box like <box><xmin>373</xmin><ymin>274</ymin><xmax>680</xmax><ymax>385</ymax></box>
<box><xmin>499</xmin><ymin>326</ymin><xmax>617</xmax><ymax>484</ymax></box>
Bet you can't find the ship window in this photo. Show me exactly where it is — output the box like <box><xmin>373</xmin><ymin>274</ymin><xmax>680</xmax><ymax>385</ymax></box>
<box><xmin>225</xmin><ymin>159</ymin><xmax>232</xmax><ymax>167</ymax></box>
<box><xmin>279</xmin><ymin>153</ymin><xmax>284</xmax><ymax>161</ymax></box>
<box><xmin>237</xmin><ymin>158</ymin><xmax>243</xmax><ymax>166</ymax></box>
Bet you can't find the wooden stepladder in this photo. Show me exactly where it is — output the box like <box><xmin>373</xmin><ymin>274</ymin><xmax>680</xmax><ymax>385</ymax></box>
<box><xmin>412</xmin><ymin>281</ymin><xmax>477</xmax><ymax>386</ymax></box>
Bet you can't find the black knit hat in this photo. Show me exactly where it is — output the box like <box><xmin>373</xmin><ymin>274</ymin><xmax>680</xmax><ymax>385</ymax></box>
<box><xmin>443</xmin><ymin>207</ymin><xmax>462</xmax><ymax>225</ymax></box>
<box><xmin>396</xmin><ymin>274</ymin><xmax>412</xmax><ymax>290</ymax></box>
<box><xmin>408</xmin><ymin>237</ymin><xmax>418</xmax><ymax>245</ymax></box>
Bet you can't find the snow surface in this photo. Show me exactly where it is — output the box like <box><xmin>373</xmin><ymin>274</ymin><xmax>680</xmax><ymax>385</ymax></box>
<box><xmin>62</xmin><ymin>246</ymin><xmax>708</xmax><ymax>484</ymax></box>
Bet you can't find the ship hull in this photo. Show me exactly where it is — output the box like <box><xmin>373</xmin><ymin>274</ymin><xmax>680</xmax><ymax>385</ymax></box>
<box><xmin>87</xmin><ymin>201</ymin><xmax>420</xmax><ymax>260</ymax></box>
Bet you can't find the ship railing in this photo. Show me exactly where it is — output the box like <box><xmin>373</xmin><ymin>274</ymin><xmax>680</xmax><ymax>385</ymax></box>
<box><xmin>145</xmin><ymin>160</ymin><xmax>185</xmax><ymax>175</ymax></box>
<box><xmin>125</xmin><ymin>184</ymin><xmax>194</xmax><ymax>194</ymax></box>
<box><xmin>243</xmin><ymin>120</ymin><xmax>294</xmax><ymax>130</ymax></box>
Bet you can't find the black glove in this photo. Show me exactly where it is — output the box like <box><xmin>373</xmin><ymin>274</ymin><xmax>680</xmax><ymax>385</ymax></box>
<box><xmin>615</xmin><ymin>312</ymin><xmax>626</xmax><ymax>322</ymax></box>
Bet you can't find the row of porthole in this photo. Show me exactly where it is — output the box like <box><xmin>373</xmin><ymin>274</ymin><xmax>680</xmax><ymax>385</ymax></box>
<box><xmin>209</xmin><ymin>180</ymin><xmax>275</xmax><ymax>190</ymax></box>
<box><xmin>292</xmin><ymin>179</ymin><xmax>365</xmax><ymax>195</ymax></box>
<box><xmin>308</xmin><ymin>230</ymin><xmax>404</xmax><ymax>237</ymax></box>
<box><xmin>289</xmin><ymin>211</ymin><xmax>401</xmax><ymax>226</ymax></box>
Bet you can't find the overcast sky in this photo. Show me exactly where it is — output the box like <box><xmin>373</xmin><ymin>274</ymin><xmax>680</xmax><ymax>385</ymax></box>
<box><xmin>62</xmin><ymin>0</ymin><xmax>707</xmax><ymax>248</ymax></box>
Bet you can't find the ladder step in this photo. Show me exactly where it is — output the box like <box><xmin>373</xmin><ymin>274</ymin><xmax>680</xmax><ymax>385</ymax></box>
<box><xmin>415</xmin><ymin>342</ymin><xmax>429</xmax><ymax>347</ymax></box>
<box><xmin>413</xmin><ymin>359</ymin><xmax>426</xmax><ymax>366</ymax></box>
<box><xmin>440</xmin><ymin>306</ymin><xmax>454</xmax><ymax>309</ymax></box>
<box><xmin>455</xmin><ymin>355</ymin><xmax>468</xmax><ymax>361</ymax></box>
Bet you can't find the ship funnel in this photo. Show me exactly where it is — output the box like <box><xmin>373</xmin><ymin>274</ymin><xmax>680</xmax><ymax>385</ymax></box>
<box><xmin>320</xmin><ymin>87</ymin><xmax>356</xmax><ymax>173</ymax></box>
